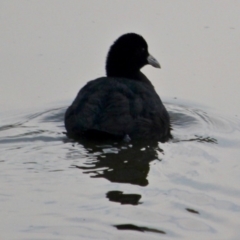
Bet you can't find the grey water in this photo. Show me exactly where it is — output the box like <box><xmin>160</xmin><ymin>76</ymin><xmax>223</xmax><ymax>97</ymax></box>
<box><xmin>1</xmin><ymin>99</ymin><xmax>240</xmax><ymax>239</ymax></box>
<box><xmin>1</xmin><ymin>1</ymin><xmax>240</xmax><ymax>239</ymax></box>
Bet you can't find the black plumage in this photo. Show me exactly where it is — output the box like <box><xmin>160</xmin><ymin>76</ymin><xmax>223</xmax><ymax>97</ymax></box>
<box><xmin>65</xmin><ymin>33</ymin><xmax>172</xmax><ymax>142</ymax></box>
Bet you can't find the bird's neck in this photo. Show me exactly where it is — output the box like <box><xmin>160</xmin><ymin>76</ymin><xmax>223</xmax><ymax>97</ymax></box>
<box><xmin>106</xmin><ymin>66</ymin><xmax>152</xmax><ymax>85</ymax></box>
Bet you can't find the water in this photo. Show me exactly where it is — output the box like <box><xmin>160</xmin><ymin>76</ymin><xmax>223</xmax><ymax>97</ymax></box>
<box><xmin>1</xmin><ymin>99</ymin><xmax>240</xmax><ymax>239</ymax></box>
<box><xmin>1</xmin><ymin>1</ymin><xmax>240</xmax><ymax>239</ymax></box>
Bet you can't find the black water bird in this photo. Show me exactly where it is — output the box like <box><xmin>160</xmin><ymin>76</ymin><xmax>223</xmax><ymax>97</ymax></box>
<box><xmin>64</xmin><ymin>33</ymin><xmax>171</xmax><ymax>142</ymax></box>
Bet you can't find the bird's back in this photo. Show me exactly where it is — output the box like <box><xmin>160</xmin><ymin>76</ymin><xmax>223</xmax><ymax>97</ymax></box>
<box><xmin>65</xmin><ymin>77</ymin><xmax>171</xmax><ymax>142</ymax></box>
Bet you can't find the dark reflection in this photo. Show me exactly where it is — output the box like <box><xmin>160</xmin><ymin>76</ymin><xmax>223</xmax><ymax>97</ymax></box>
<box><xmin>174</xmin><ymin>135</ymin><xmax>217</xmax><ymax>144</ymax></box>
<box><xmin>73</xmin><ymin>139</ymin><xmax>162</xmax><ymax>186</ymax></box>
<box><xmin>106</xmin><ymin>191</ymin><xmax>142</xmax><ymax>205</ymax></box>
<box><xmin>186</xmin><ymin>208</ymin><xmax>199</xmax><ymax>214</ymax></box>
<box><xmin>186</xmin><ymin>135</ymin><xmax>217</xmax><ymax>144</ymax></box>
<box><xmin>114</xmin><ymin>224</ymin><xmax>166</xmax><ymax>234</ymax></box>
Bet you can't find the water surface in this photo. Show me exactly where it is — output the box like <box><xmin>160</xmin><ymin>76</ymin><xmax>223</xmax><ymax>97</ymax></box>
<box><xmin>1</xmin><ymin>100</ymin><xmax>240</xmax><ymax>239</ymax></box>
<box><xmin>1</xmin><ymin>1</ymin><xmax>240</xmax><ymax>239</ymax></box>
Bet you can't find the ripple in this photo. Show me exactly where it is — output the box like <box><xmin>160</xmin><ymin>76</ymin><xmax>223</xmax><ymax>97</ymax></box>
<box><xmin>166</xmin><ymin>102</ymin><xmax>240</xmax><ymax>145</ymax></box>
<box><xmin>1</xmin><ymin>101</ymin><xmax>240</xmax><ymax>239</ymax></box>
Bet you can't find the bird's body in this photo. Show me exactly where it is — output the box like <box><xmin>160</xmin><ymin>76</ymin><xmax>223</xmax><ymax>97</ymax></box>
<box><xmin>65</xmin><ymin>33</ymin><xmax>172</xmax><ymax>142</ymax></box>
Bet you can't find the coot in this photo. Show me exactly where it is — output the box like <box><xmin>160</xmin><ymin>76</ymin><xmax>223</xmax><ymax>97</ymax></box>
<box><xmin>65</xmin><ymin>33</ymin><xmax>172</xmax><ymax>142</ymax></box>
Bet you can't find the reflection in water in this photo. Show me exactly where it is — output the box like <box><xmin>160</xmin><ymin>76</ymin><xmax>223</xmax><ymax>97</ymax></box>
<box><xmin>186</xmin><ymin>208</ymin><xmax>199</xmax><ymax>214</ymax></box>
<box><xmin>106</xmin><ymin>191</ymin><xmax>142</xmax><ymax>205</ymax></box>
<box><xmin>114</xmin><ymin>223</ymin><xmax>166</xmax><ymax>234</ymax></box>
<box><xmin>175</xmin><ymin>135</ymin><xmax>217</xmax><ymax>144</ymax></box>
<box><xmin>73</xmin><ymin>139</ymin><xmax>162</xmax><ymax>186</ymax></box>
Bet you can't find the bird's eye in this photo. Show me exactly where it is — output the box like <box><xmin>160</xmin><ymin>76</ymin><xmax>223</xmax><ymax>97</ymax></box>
<box><xmin>142</xmin><ymin>48</ymin><xmax>145</xmax><ymax>52</ymax></box>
